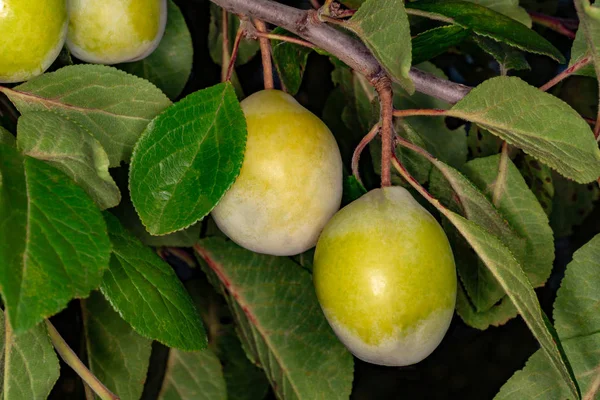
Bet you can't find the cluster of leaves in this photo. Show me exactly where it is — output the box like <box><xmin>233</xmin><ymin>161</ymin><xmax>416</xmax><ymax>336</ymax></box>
<box><xmin>0</xmin><ymin>0</ymin><xmax>600</xmax><ymax>399</ymax></box>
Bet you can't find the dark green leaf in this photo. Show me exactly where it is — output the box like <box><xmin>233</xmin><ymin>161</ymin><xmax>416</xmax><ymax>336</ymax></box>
<box><xmin>517</xmin><ymin>155</ymin><xmax>554</xmax><ymax>216</ymax></box>
<box><xmin>100</xmin><ymin>212</ymin><xmax>207</xmax><ymax>351</ymax></box>
<box><xmin>0</xmin><ymin>127</ymin><xmax>14</xmax><ymax>146</ymax></box>
<box><xmin>17</xmin><ymin>111</ymin><xmax>121</xmax><ymax>210</ymax></box>
<box><xmin>472</xmin><ymin>36</ymin><xmax>530</xmax><ymax>72</ymax></box>
<box><xmin>467</xmin><ymin>125</ymin><xmax>503</xmax><ymax>158</ymax></box>
<box><xmin>130</xmin><ymin>82</ymin><xmax>246</xmax><ymax>235</ymax></box>
<box><xmin>550</xmin><ymin>174</ymin><xmax>599</xmax><ymax>238</ymax></box>
<box><xmin>342</xmin><ymin>175</ymin><xmax>367</xmax><ymax>205</ymax></box>
<box><xmin>463</xmin><ymin>0</ymin><xmax>531</xmax><ymax>26</ymax></box>
<box><xmin>119</xmin><ymin>0</ymin><xmax>193</xmax><ymax>100</ymax></box>
<box><xmin>348</xmin><ymin>0</ymin><xmax>414</xmax><ymax>92</ymax></box>
<box><xmin>406</xmin><ymin>0</ymin><xmax>565</xmax><ymax>62</ymax></box>
<box><xmin>195</xmin><ymin>238</ymin><xmax>354</xmax><ymax>400</ymax></box>
<box><xmin>208</xmin><ymin>4</ymin><xmax>259</xmax><ymax>66</ymax></box>
<box><xmin>0</xmin><ymin>65</ymin><xmax>171</xmax><ymax>167</ymax></box>
<box><xmin>271</xmin><ymin>28</ymin><xmax>313</xmax><ymax>95</ymax></box>
<box><xmin>0</xmin><ymin>144</ymin><xmax>111</xmax><ymax>333</ymax></box>
<box><xmin>82</xmin><ymin>291</ymin><xmax>152</xmax><ymax>400</ymax></box>
<box><xmin>412</xmin><ymin>25</ymin><xmax>471</xmax><ymax>65</ymax></box>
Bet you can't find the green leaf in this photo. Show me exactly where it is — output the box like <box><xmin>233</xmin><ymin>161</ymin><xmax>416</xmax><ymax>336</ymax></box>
<box><xmin>406</xmin><ymin>0</ymin><xmax>564</xmax><ymax>62</ymax></box>
<box><xmin>348</xmin><ymin>0</ymin><xmax>414</xmax><ymax>92</ymax></box>
<box><xmin>82</xmin><ymin>291</ymin><xmax>152</xmax><ymax>400</ymax></box>
<box><xmin>17</xmin><ymin>111</ymin><xmax>121</xmax><ymax>210</ymax></box>
<box><xmin>0</xmin><ymin>65</ymin><xmax>171</xmax><ymax>167</ymax></box>
<box><xmin>342</xmin><ymin>175</ymin><xmax>367</xmax><ymax>206</ymax></box>
<box><xmin>2</xmin><ymin>314</ymin><xmax>60</xmax><ymax>400</ymax></box>
<box><xmin>412</xmin><ymin>25</ymin><xmax>471</xmax><ymax>65</ymax></box>
<box><xmin>208</xmin><ymin>4</ymin><xmax>259</xmax><ymax>67</ymax></box>
<box><xmin>518</xmin><ymin>155</ymin><xmax>554</xmax><ymax>216</ymax></box>
<box><xmin>322</xmin><ymin>88</ymin><xmax>364</xmax><ymax>166</ymax></box>
<box><xmin>467</xmin><ymin>124</ymin><xmax>502</xmax><ymax>158</ymax></box>
<box><xmin>550</xmin><ymin>174</ymin><xmax>599</xmax><ymax>238</ymax></box>
<box><xmin>130</xmin><ymin>82</ymin><xmax>246</xmax><ymax>235</ymax></box>
<box><xmin>472</xmin><ymin>36</ymin><xmax>530</xmax><ymax>72</ymax></box>
<box><xmin>569</xmin><ymin>28</ymin><xmax>596</xmax><ymax>78</ymax></box>
<box><xmin>100</xmin><ymin>212</ymin><xmax>207</xmax><ymax>351</ymax></box>
<box><xmin>496</xmin><ymin>234</ymin><xmax>600</xmax><ymax>399</ymax></box>
<box><xmin>271</xmin><ymin>28</ymin><xmax>313</xmax><ymax>95</ymax></box>
<box><xmin>455</xmin><ymin>284</ymin><xmax>518</xmax><ymax>330</ymax></box>
<box><xmin>440</xmin><ymin>212</ymin><xmax>579</xmax><ymax>399</ymax></box>
<box><xmin>119</xmin><ymin>0</ymin><xmax>193</xmax><ymax>100</ymax></box>
<box><xmin>195</xmin><ymin>238</ymin><xmax>354</xmax><ymax>400</ymax></box>
<box><xmin>448</xmin><ymin>76</ymin><xmax>600</xmax><ymax>183</ymax></box>
<box><xmin>0</xmin><ymin>144</ymin><xmax>111</xmax><ymax>333</ymax></box>
<box><xmin>462</xmin><ymin>0</ymin><xmax>531</xmax><ymax>26</ymax></box>
<box><xmin>0</xmin><ymin>127</ymin><xmax>14</xmax><ymax>147</ymax></box>
<box><xmin>158</xmin><ymin>348</ymin><xmax>227</xmax><ymax>400</ymax></box>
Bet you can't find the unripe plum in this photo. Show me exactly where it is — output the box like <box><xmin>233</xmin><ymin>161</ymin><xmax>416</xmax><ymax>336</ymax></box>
<box><xmin>313</xmin><ymin>186</ymin><xmax>456</xmax><ymax>366</ymax></box>
<box><xmin>0</xmin><ymin>0</ymin><xmax>68</xmax><ymax>83</ymax></box>
<box><xmin>66</xmin><ymin>0</ymin><xmax>167</xmax><ymax>64</ymax></box>
<box><xmin>212</xmin><ymin>90</ymin><xmax>343</xmax><ymax>256</ymax></box>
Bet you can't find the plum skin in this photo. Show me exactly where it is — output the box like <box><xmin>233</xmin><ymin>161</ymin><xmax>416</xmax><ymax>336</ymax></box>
<box><xmin>66</xmin><ymin>0</ymin><xmax>167</xmax><ymax>64</ymax></box>
<box><xmin>0</xmin><ymin>0</ymin><xmax>68</xmax><ymax>83</ymax></box>
<box><xmin>212</xmin><ymin>89</ymin><xmax>343</xmax><ymax>256</ymax></box>
<box><xmin>313</xmin><ymin>186</ymin><xmax>457</xmax><ymax>366</ymax></box>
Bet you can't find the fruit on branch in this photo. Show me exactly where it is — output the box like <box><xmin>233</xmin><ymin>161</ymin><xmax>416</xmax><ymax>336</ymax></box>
<box><xmin>313</xmin><ymin>186</ymin><xmax>456</xmax><ymax>366</ymax></box>
<box><xmin>0</xmin><ymin>0</ymin><xmax>68</xmax><ymax>83</ymax></box>
<box><xmin>66</xmin><ymin>0</ymin><xmax>167</xmax><ymax>64</ymax></box>
<box><xmin>212</xmin><ymin>89</ymin><xmax>343</xmax><ymax>256</ymax></box>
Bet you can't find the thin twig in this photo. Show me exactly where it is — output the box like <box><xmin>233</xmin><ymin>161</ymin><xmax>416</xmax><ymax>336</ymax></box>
<box><xmin>45</xmin><ymin>320</ymin><xmax>119</xmax><ymax>400</ymax></box>
<box><xmin>352</xmin><ymin>124</ymin><xmax>380</xmax><ymax>184</ymax></box>
<box><xmin>393</xmin><ymin>108</ymin><xmax>448</xmax><ymax>118</ymax></box>
<box><xmin>254</xmin><ymin>19</ymin><xmax>274</xmax><ymax>89</ymax></box>
<box><xmin>221</xmin><ymin>9</ymin><xmax>231</xmax><ymax>82</ymax></box>
<box><xmin>253</xmin><ymin>31</ymin><xmax>317</xmax><ymax>49</ymax></box>
<box><xmin>540</xmin><ymin>55</ymin><xmax>592</xmax><ymax>92</ymax></box>
<box><xmin>225</xmin><ymin>26</ymin><xmax>245</xmax><ymax>82</ymax></box>
<box><xmin>529</xmin><ymin>11</ymin><xmax>577</xmax><ymax>39</ymax></box>
<box><xmin>376</xmin><ymin>76</ymin><xmax>394</xmax><ymax>187</ymax></box>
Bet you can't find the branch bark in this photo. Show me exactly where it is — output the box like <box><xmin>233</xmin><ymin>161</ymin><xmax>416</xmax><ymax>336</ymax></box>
<box><xmin>210</xmin><ymin>0</ymin><xmax>472</xmax><ymax>104</ymax></box>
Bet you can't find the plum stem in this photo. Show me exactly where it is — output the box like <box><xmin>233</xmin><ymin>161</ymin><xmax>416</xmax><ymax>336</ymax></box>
<box><xmin>352</xmin><ymin>123</ymin><xmax>380</xmax><ymax>184</ymax></box>
<box><xmin>254</xmin><ymin>19</ymin><xmax>275</xmax><ymax>90</ymax></box>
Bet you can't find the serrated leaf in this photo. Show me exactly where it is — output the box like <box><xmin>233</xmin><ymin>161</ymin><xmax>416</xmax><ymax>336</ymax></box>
<box><xmin>100</xmin><ymin>212</ymin><xmax>207</xmax><ymax>351</ymax></box>
<box><xmin>82</xmin><ymin>291</ymin><xmax>152</xmax><ymax>400</ymax></box>
<box><xmin>271</xmin><ymin>28</ymin><xmax>313</xmax><ymax>95</ymax></box>
<box><xmin>463</xmin><ymin>0</ymin><xmax>531</xmax><ymax>26</ymax></box>
<box><xmin>412</xmin><ymin>25</ymin><xmax>471</xmax><ymax>65</ymax></box>
<box><xmin>496</xmin><ymin>234</ymin><xmax>600</xmax><ymax>399</ymax></box>
<box><xmin>473</xmin><ymin>36</ymin><xmax>530</xmax><ymax>72</ymax></box>
<box><xmin>2</xmin><ymin>314</ymin><xmax>60</xmax><ymax>400</ymax></box>
<box><xmin>0</xmin><ymin>144</ymin><xmax>111</xmax><ymax>333</ymax></box>
<box><xmin>0</xmin><ymin>127</ymin><xmax>13</xmax><ymax>146</ymax></box>
<box><xmin>119</xmin><ymin>0</ymin><xmax>193</xmax><ymax>100</ymax></box>
<box><xmin>208</xmin><ymin>4</ymin><xmax>259</xmax><ymax>67</ymax></box>
<box><xmin>448</xmin><ymin>76</ymin><xmax>600</xmax><ymax>183</ymax></box>
<box><xmin>195</xmin><ymin>238</ymin><xmax>354</xmax><ymax>400</ymax></box>
<box><xmin>0</xmin><ymin>65</ymin><xmax>171</xmax><ymax>167</ymax></box>
<box><xmin>17</xmin><ymin>111</ymin><xmax>121</xmax><ymax>210</ymax></box>
<box><xmin>158</xmin><ymin>348</ymin><xmax>227</xmax><ymax>400</ymax></box>
<box><xmin>130</xmin><ymin>82</ymin><xmax>246</xmax><ymax>235</ymax></box>
<box><xmin>348</xmin><ymin>0</ymin><xmax>414</xmax><ymax>92</ymax></box>
<box><xmin>550</xmin><ymin>174</ymin><xmax>599</xmax><ymax>238</ymax></box>
<box><xmin>406</xmin><ymin>0</ymin><xmax>564</xmax><ymax>62</ymax></box>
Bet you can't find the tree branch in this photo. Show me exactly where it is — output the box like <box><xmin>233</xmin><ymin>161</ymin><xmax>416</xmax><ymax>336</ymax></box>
<box><xmin>210</xmin><ymin>0</ymin><xmax>472</xmax><ymax>103</ymax></box>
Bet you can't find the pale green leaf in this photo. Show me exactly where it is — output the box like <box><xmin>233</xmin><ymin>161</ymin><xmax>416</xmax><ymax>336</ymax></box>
<box><xmin>448</xmin><ymin>76</ymin><xmax>600</xmax><ymax>183</ymax></box>
<box><xmin>100</xmin><ymin>212</ymin><xmax>207</xmax><ymax>351</ymax></box>
<box><xmin>0</xmin><ymin>144</ymin><xmax>111</xmax><ymax>333</ymax></box>
<box><xmin>455</xmin><ymin>285</ymin><xmax>517</xmax><ymax>330</ymax></box>
<box><xmin>195</xmin><ymin>238</ymin><xmax>354</xmax><ymax>400</ymax></box>
<box><xmin>82</xmin><ymin>291</ymin><xmax>152</xmax><ymax>400</ymax></box>
<box><xmin>119</xmin><ymin>0</ymin><xmax>193</xmax><ymax>100</ymax></box>
<box><xmin>348</xmin><ymin>0</ymin><xmax>414</xmax><ymax>92</ymax></box>
<box><xmin>158</xmin><ymin>348</ymin><xmax>227</xmax><ymax>400</ymax></box>
<box><xmin>17</xmin><ymin>111</ymin><xmax>121</xmax><ymax>210</ymax></box>
<box><xmin>130</xmin><ymin>82</ymin><xmax>246</xmax><ymax>235</ymax></box>
<box><xmin>463</xmin><ymin>0</ymin><xmax>532</xmax><ymax>26</ymax></box>
<box><xmin>0</xmin><ymin>65</ymin><xmax>171</xmax><ymax>167</ymax></box>
<box><xmin>2</xmin><ymin>314</ymin><xmax>59</xmax><ymax>400</ymax></box>
<box><xmin>570</xmin><ymin>28</ymin><xmax>596</xmax><ymax>78</ymax></box>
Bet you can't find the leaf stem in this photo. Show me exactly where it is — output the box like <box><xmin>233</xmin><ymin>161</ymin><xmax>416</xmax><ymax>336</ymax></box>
<box><xmin>352</xmin><ymin>123</ymin><xmax>380</xmax><ymax>184</ymax></box>
<box><xmin>254</xmin><ymin>19</ymin><xmax>274</xmax><ymax>90</ymax></box>
<box><xmin>539</xmin><ymin>55</ymin><xmax>592</xmax><ymax>92</ymax></box>
<box><xmin>319</xmin><ymin>15</ymin><xmax>347</xmax><ymax>27</ymax></box>
<box><xmin>221</xmin><ymin>9</ymin><xmax>231</xmax><ymax>82</ymax></box>
<box><xmin>253</xmin><ymin>32</ymin><xmax>317</xmax><ymax>49</ymax></box>
<box><xmin>226</xmin><ymin>25</ymin><xmax>245</xmax><ymax>82</ymax></box>
<box><xmin>393</xmin><ymin>108</ymin><xmax>448</xmax><ymax>118</ymax></box>
<box><xmin>376</xmin><ymin>76</ymin><xmax>394</xmax><ymax>187</ymax></box>
<box><xmin>45</xmin><ymin>320</ymin><xmax>119</xmax><ymax>400</ymax></box>
<box><xmin>529</xmin><ymin>11</ymin><xmax>577</xmax><ymax>39</ymax></box>
<box><xmin>492</xmin><ymin>142</ymin><xmax>509</xmax><ymax>206</ymax></box>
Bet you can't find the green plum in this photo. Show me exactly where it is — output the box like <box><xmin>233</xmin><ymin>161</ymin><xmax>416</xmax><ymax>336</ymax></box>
<box><xmin>0</xmin><ymin>0</ymin><xmax>68</xmax><ymax>83</ymax></box>
<box><xmin>313</xmin><ymin>186</ymin><xmax>456</xmax><ymax>366</ymax></box>
<box><xmin>66</xmin><ymin>0</ymin><xmax>167</xmax><ymax>64</ymax></box>
<box><xmin>212</xmin><ymin>89</ymin><xmax>343</xmax><ymax>256</ymax></box>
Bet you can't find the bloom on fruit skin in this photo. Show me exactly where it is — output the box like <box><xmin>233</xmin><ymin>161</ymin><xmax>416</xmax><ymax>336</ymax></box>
<box><xmin>212</xmin><ymin>89</ymin><xmax>344</xmax><ymax>256</ymax></box>
<box><xmin>313</xmin><ymin>186</ymin><xmax>457</xmax><ymax>366</ymax></box>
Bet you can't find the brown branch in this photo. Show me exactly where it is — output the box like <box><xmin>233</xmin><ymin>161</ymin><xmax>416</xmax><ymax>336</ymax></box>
<box><xmin>226</xmin><ymin>26</ymin><xmax>245</xmax><ymax>82</ymax></box>
<box><xmin>540</xmin><ymin>55</ymin><xmax>592</xmax><ymax>92</ymax></box>
<box><xmin>221</xmin><ymin>10</ymin><xmax>231</xmax><ymax>82</ymax></box>
<box><xmin>210</xmin><ymin>0</ymin><xmax>472</xmax><ymax>103</ymax></box>
<box><xmin>352</xmin><ymin>124</ymin><xmax>380</xmax><ymax>184</ymax></box>
<box><xmin>254</xmin><ymin>19</ymin><xmax>274</xmax><ymax>89</ymax></box>
<box><xmin>377</xmin><ymin>76</ymin><xmax>394</xmax><ymax>187</ymax></box>
<box><xmin>253</xmin><ymin>31</ymin><xmax>317</xmax><ymax>49</ymax></box>
<box><xmin>393</xmin><ymin>108</ymin><xmax>448</xmax><ymax>118</ymax></box>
